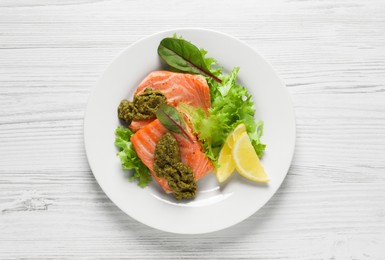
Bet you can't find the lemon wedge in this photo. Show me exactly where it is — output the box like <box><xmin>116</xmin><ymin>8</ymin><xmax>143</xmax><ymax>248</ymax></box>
<box><xmin>226</xmin><ymin>123</ymin><xmax>247</xmax><ymax>149</ymax></box>
<box><xmin>232</xmin><ymin>132</ymin><xmax>269</xmax><ymax>182</ymax></box>
<box><xmin>215</xmin><ymin>124</ymin><xmax>247</xmax><ymax>182</ymax></box>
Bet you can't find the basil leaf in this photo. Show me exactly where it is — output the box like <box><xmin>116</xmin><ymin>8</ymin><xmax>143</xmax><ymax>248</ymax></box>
<box><xmin>158</xmin><ymin>38</ymin><xmax>222</xmax><ymax>83</ymax></box>
<box><xmin>156</xmin><ymin>104</ymin><xmax>192</xmax><ymax>142</ymax></box>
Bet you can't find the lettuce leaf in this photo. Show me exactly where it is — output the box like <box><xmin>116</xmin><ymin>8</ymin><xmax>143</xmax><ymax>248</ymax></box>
<box><xmin>179</xmin><ymin>67</ymin><xmax>266</xmax><ymax>165</ymax></box>
<box><xmin>158</xmin><ymin>37</ymin><xmax>222</xmax><ymax>83</ymax></box>
<box><xmin>115</xmin><ymin>126</ymin><xmax>152</xmax><ymax>187</ymax></box>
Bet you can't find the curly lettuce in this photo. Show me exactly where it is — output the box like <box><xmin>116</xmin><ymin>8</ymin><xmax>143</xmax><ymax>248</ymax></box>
<box><xmin>179</xmin><ymin>66</ymin><xmax>266</xmax><ymax>165</ymax></box>
<box><xmin>114</xmin><ymin>126</ymin><xmax>152</xmax><ymax>187</ymax></box>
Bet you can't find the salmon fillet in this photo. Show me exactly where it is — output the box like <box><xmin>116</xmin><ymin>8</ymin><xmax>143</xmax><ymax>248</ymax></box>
<box><xmin>129</xmin><ymin>119</ymin><xmax>154</xmax><ymax>132</ymax></box>
<box><xmin>129</xmin><ymin>71</ymin><xmax>211</xmax><ymax>131</ymax></box>
<box><xmin>131</xmin><ymin>119</ymin><xmax>214</xmax><ymax>192</ymax></box>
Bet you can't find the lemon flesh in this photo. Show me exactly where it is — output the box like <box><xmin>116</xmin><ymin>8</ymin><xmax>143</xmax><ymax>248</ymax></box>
<box><xmin>215</xmin><ymin>124</ymin><xmax>247</xmax><ymax>183</ymax></box>
<box><xmin>226</xmin><ymin>124</ymin><xmax>247</xmax><ymax>149</ymax></box>
<box><xmin>232</xmin><ymin>132</ymin><xmax>269</xmax><ymax>182</ymax></box>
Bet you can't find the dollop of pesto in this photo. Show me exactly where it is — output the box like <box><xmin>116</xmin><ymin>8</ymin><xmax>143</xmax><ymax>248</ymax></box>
<box><xmin>154</xmin><ymin>133</ymin><xmax>197</xmax><ymax>200</ymax></box>
<box><xmin>117</xmin><ymin>99</ymin><xmax>136</xmax><ymax>123</ymax></box>
<box><xmin>118</xmin><ymin>88</ymin><xmax>166</xmax><ymax>124</ymax></box>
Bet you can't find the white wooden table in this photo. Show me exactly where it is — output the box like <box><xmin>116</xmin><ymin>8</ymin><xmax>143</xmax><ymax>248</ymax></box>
<box><xmin>1</xmin><ymin>0</ymin><xmax>385</xmax><ymax>259</ymax></box>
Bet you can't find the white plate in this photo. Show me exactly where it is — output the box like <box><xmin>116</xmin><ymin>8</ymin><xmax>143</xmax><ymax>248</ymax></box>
<box><xmin>84</xmin><ymin>28</ymin><xmax>295</xmax><ymax>234</ymax></box>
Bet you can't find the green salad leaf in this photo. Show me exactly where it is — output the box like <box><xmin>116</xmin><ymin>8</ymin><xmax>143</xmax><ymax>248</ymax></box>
<box><xmin>115</xmin><ymin>126</ymin><xmax>152</xmax><ymax>187</ymax></box>
<box><xmin>158</xmin><ymin>38</ymin><xmax>222</xmax><ymax>83</ymax></box>
<box><xmin>156</xmin><ymin>104</ymin><xmax>193</xmax><ymax>142</ymax></box>
<box><xmin>179</xmin><ymin>66</ymin><xmax>266</xmax><ymax>164</ymax></box>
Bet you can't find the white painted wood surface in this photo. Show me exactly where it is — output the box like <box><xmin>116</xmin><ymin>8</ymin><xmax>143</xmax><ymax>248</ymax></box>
<box><xmin>1</xmin><ymin>0</ymin><xmax>385</xmax><ymax>259</ymax></box>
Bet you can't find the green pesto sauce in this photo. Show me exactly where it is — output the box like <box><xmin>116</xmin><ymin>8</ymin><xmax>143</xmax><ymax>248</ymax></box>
<box><xmin>118</xmin><ymin>88</ymin><xmax>166</xmax><ymax>124</ymax></box>
<box><xmin>154</xmin><ymin>133</ymin><xmax>197</xmax><ymax>200</ymax></box>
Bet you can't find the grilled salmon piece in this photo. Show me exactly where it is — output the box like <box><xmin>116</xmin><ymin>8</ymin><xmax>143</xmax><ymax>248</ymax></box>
<box><xmin>131</xmin><ymin>119</ymin><xmax>214</xmax><ymax>192</ymax></box>
<box><xmin>129</xmin><ymin>71</ymin><xmax>211</xmax><ymax>131</ymax></box>
<box><xmin>129</xmin><ymin>119</ymin><xmax>154</xmax><ymax>132</ymax></box>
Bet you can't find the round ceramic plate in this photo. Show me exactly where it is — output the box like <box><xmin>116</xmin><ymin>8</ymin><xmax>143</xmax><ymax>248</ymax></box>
<box><xmin>84</xmin><ymin>28</ymin><xmax>295</xmax><ymax>234</ymax></box>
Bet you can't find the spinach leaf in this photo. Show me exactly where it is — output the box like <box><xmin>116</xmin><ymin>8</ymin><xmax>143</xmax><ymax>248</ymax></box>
<box><xmin>156</xmin><ymin>104</ymin><xmax>193</xmax><ymax>142</ymax></box>
<box><xmin>158</xmin><ymin>38</ymin><xmax>222</xmax><ymax>83</ymax></box>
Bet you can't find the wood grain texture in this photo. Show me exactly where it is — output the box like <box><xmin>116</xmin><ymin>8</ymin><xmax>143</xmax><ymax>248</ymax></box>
<box><xmin>1</xmin><ymin>0</ymin><xmax>385</xmax><ymax>259</ymax></box>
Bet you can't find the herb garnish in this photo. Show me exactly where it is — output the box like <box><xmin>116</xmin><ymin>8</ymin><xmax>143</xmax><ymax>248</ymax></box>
<box><xmin>158</xmin><ymin>38</ymin><xmax>222</xmax><ymax>83</ymax></box>
<box><xmin>156</xmin><ymin>104</ymin><xmax>193</xmax><ymax>142</ymax></box>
